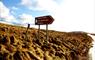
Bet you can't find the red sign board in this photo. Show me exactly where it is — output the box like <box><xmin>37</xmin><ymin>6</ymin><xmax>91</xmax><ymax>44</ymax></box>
<box><xmin>35</xmin><ymin>15</ymin><xmax>54</xmax><ymax>25</ymax></box>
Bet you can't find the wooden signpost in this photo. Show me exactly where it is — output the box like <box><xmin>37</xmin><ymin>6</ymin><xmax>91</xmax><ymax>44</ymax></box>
<box><xmin>35</xmin><ymin>15</ymin><xmax>54</xmax><ymax>43</ymax></box>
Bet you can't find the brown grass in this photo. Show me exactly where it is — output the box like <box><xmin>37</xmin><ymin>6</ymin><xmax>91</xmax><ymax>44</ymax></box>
<box><xmin>0</xmin><ymin>23</ymin><xmax>93</xmax><ymax>60</ymax></box>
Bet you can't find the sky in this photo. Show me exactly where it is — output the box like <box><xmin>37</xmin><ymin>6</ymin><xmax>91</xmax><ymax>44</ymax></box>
<box><xmin>0</xmin><ymin>0</ymin><xmax>94</xmax><ymax>32</ymax></box>
<box><xmin>0</xmin><ymin>0</ymin><xmax>95</xmax><ymax>59</ymax></box>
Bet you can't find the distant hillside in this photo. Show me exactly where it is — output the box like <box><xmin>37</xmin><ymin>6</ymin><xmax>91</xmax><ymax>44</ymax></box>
<box><xmin>0</xmin><ymin>23</ymin><xmax>93</xmax><ymax>60</ymax></box>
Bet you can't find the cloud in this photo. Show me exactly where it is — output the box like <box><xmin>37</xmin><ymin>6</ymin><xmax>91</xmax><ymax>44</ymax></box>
<box><xmin>51</xmin><ymin>0</ymin><xmax>94</xmax><ymax>32</ymax></box>
<box><xmin>36</xmin><ymin>0</ymin><xmax>58</xmax><ymax>11</ymax></box>
<box><xmin>0</xmin><ymin>1</ymin><xmax>34</xmax><ymax>26</ymax></box>
<box><xmin>19</xmin><ymin>13</ymin><xmax>34</xmax><ymax>24</ymax></box>
<box><xmin>0</xmin><ymin>2</ymin><xmax>15</xmax><ymax>23</ymax></box>
<box><xmin>21</xmin><ymin>0</ymin><xmax>32</xmax><ymax>6</ymax></box>
<box><xmin>20</xmin><ymin>0</ymin><xmax>59</xmax><ymax>11</ymax></box>
<box><xmin>12</xmin><ymin>6</ymin><xmax>18</xmax><ymax>10</ymax></box>
<box><xmin>21</xmin><ymin>0</ymin><xmax>37</xmax><ymax>8</ymax></box>
<box><xmin>20</xmin><ymin>0</ymin><xmax>94</xmax><ymax>33</ymax></box>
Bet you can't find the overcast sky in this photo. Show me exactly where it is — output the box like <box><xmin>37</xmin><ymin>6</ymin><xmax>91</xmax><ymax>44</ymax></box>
<box><xmin>0</xmin><ymin>0</ymin><xmax>95</xmax><ymax>59</ymax></box>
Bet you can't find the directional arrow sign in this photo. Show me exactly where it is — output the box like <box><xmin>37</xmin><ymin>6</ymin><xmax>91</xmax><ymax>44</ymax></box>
<box><xmin>35</xmin><ymin>15</ymin><xmax>54</xmax><ymax>25</ymax></box>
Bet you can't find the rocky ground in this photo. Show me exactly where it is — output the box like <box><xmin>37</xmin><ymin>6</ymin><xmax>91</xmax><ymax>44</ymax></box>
<box><xmin>0</xmin><ymin>23</ymin><xmax>94</xmax><ymax>60</ymax></box>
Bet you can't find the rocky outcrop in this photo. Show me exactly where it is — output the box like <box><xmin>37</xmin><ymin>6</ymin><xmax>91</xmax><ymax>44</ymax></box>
<box><xmin>0</xmin><ymin>23</ymin><xmax>93</xmax><ymax>60</ymax></box>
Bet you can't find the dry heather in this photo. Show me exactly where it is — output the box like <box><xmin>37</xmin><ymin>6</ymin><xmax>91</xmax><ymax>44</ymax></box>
<box><xmin>0</xmin><ymin>23</ymin><xmax>93</xmax><ymax>60</ymax></box>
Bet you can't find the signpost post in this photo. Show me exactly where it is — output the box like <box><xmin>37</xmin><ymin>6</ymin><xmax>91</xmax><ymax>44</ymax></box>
<box><xmin>38</xmin><ymin>24</ymin><xmax>40</xmax><ymax>40</ymax></box>
<box><xmin>35</xmin><ymin>15</ymin><xmax>54</xmax><ymax>44</ymax></box>
<box><xmin>46</xmin><ymin>24</ymin><xmax>48</xmax><ymax>43</ymax></box>
<box><xmin>26</xmin><ymin>24</ymin><xmax>30</xmax><ymax>34</ymax></box>
<box><xmin>25</xmin><ymin>24</ymin><xmax>30</xmax><ymax>41</ymax></box>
